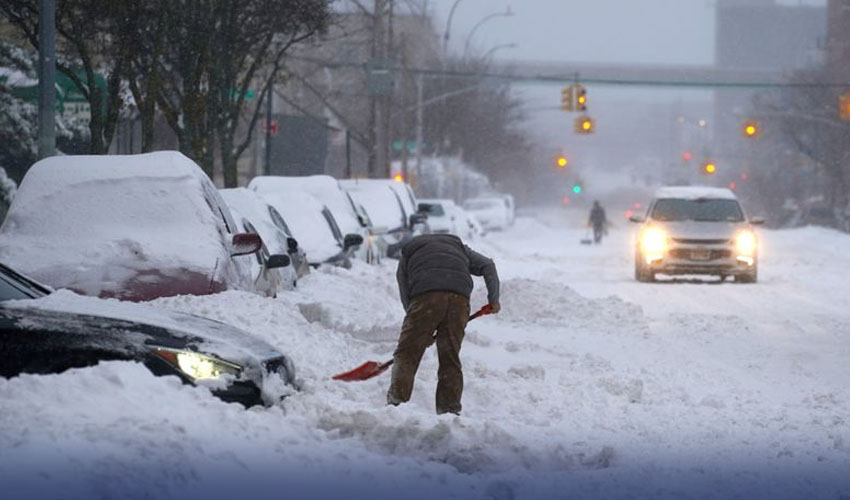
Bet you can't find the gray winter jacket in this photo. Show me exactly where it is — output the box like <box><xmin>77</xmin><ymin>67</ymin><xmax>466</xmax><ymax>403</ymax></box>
<box><xmin>396</xmin><ymin>234</ymin><xmax>500</xmax><ymax>311</ymax></box>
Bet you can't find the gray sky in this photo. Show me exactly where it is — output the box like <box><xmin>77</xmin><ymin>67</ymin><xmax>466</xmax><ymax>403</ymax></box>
<box><xmin>427</xmin><ymin>0</ymin><xmax>825</xmax><ymax>65</ymax></box>
<box><xmin>422</xmin><ymin>0</ymin><xmax>827</xmax><ymax>177</ymax></box>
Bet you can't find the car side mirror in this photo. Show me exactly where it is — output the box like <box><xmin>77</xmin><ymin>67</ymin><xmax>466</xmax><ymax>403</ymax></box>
<box><xmin>287</xmin><ymin>237</ymin><xmax>299</xmax><ymax>253</ymax></box>
<box><xmin>343</xmin><ymin>233</ymin><xmax>364</xmax><ymax>250</ymax></box>
<box><xmin>231</xmin><ymin>233</ymin><xmax>262</xmax><ymax>257</ymax></box>
<box><xmin>629</xmin><ymin>215</ymin><xmax>646</xmax><ymax>223</ymax></box>
<box><xmin>409</xmin><ymin>213</ymin><xmax>427</xmax><ymax>227</ymax></box>
<box><xmin>266</xmin><ymin>254</ymin><xmax>291</xmax><ymax>269</ymax></box>
<box><xmin>750</xmin><ymin>216</ymin><xmax>765</xmax><ymax>226</ymax></box>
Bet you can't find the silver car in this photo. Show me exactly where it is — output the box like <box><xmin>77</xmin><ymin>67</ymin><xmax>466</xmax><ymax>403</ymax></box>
<box><xmin>629</xmin><ymin>187</ymin><xmax>764</xmax><ymax>283</ymax></box>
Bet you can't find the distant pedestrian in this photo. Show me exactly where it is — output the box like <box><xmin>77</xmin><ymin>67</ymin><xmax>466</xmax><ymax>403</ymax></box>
<box><xmin>588</xmin><ymin>200</ymin><xmax>608</xmax><ymax>244</ymax></box>
<box><xmin>388</xmin><ymin>234</ymin><xmax>500</xmax><ymax>415</ymax></box>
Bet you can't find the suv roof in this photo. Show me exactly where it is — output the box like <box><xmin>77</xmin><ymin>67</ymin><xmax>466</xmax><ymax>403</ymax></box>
<box><xmin>654</xmin><ymin>186</ymin><xmax>737</xmax><ymax>200</ymax></box>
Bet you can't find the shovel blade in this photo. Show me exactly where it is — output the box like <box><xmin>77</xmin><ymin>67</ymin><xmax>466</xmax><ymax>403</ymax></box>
<box><xmin>332</xmin><ymin>360</ymin><xmax>392</xmax><ymax>381</ymax></box>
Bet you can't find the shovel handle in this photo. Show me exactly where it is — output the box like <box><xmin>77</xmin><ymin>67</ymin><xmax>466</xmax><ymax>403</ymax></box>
<box><xmin>469</xmin><ymin>304</ymin><xmax>493</xmax><ymax>321</ymax></box>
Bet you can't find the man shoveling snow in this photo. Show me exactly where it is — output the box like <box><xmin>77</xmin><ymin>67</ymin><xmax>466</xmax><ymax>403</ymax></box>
<box><xmin>388</xmin><ymin>234</ymin><xmax>500</xmax><ymax>415</ymax></box>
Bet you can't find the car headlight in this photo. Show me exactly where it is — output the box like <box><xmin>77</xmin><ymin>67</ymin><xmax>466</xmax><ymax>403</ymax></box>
<box><xmin>152</xmin><ymin>347</ymin><xmax>242</xmax><ymax>381</ymax></box>
<box><xmin>640</xmin><ymin>227</ymin><xmax>668</xmax><ymax>255</ymax></box>
<box><xmin>735</xmin><ymin>230</ymin><xmax>757</xmax><ymax>256</ymax></box>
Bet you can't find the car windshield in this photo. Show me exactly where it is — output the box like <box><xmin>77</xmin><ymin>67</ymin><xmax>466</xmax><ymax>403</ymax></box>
<box><xmin>651</xmin><ymin>198</ymin><xmax>744</xmax><ymax>222</ymax></box>
<box><xmin>419</xmin><ymin>203</ymin><xmax>445</xmax><ymax>217</ymax></box>
<box><xmin>0</xmin><ymin>264</ymin><xmax>50</xmax><ymax>300</ymax></box>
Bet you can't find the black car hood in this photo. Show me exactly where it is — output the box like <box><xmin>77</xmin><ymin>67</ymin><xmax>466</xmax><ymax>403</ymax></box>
<box><xmin>0</xmin><ymin>290</ymin><xmax>284</xmax><ymax>365</ymax></box>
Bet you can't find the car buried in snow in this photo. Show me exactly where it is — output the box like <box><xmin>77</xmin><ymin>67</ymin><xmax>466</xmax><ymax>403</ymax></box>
<box><xmin>629</xmin><ymin>186</ymin><xmax>764</xmax><ymax>283</ymax></box>
<box><xmin>0</xmin><ymin>262</ymin><xmax>296</xmax><ymax>407</ymax></box>
<box><xmin>0</xmin><ymin>152</ymin><xmax>264</xmax><ymax>301</ymax></box>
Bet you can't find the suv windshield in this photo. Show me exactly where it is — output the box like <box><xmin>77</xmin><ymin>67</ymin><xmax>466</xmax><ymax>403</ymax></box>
<box><xmin>651</xmin><ymin>198</ymin><xmax>744</xmax><ymax>222</ymax></box>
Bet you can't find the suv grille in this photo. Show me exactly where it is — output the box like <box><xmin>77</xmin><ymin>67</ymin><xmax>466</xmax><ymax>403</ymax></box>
<box><xmin>669</xmin><ymin>249</ymin><xmax>732</xmax><ymax>260</ymax></box>
<box><xmin>671</xmin><ymin>238</ymin><xmax>731</xmax><ymax>245</ymax></box>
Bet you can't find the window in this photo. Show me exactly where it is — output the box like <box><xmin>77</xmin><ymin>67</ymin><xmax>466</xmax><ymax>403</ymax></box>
<box><xmin>321</xmin><ymin>207</ymin><xmax>345</xmax><ymax>243</ymax></box>
<box><xmin>268</xmin><ymin>206</ymin><xmax>292</xmax><ymax>236</ymax></box>
<box><xmin>651</xmin><ymin>198</ymin><xmax>744</xmax><ymax>222</ymax></box>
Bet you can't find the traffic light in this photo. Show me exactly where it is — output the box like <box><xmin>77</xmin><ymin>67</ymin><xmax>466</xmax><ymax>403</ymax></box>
<box><xmin>682</xmin><ymin>151</ymin><xmax>692</xmax><ymax>162</ymax></box>
<box><xmin>575</xmin><ymin>85</ymin><xmax>587</xmax><ymax>111</ymax></box>
<box><xmin>572</xmin><ymin>184</ymin><xmax>582</xmax><ymax>194</ymax></box>
<box><xmin>574</xmin><ymin>116</ymin><xmax>595</xmax><ymax>134</ymax></box>
<box><xmin>840</xmin><ymin>92</ymin><xmax>850</xmax><ymax>121</ymax></box>
<box><xmin>742</xmin><ymin>120</ymin><xmax>760</xmax><ymax>139</ymax></box>
<box><xmin>702</xmin><ymin>161</ymin><xmax>716</xmax><ymax>175</ymax></box>
<box><xmin>561</xmin><ymin>86</ymin><xmax>574</xmax><ymax>111</ymax></box>
<box><xmin>556</xmin><ymin>155</ymin><xmax>569</xmax><ymax>168</ymax></box>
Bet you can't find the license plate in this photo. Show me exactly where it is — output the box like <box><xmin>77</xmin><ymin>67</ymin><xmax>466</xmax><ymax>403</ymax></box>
<box><xmin>690</xmin><ymin>249</ymin><xmax>712</xmax><ymax>261</ymax></box>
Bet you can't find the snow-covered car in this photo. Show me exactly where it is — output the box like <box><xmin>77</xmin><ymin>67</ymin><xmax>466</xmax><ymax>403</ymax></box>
<box><xmin>0</xmin><ymin>262</ymin><xmax>295</xmax><ymax>408</ymax></box>
<box><xmin>248</xmin><ymin>175</ymin><xmax>384</xmax><ymax>264</ymax></box>
<box><xmin>418</xmin><ymin>198</ymin><xmax>461</xmax><ymax>235</ymax></box>
<box><xmin>629</xmin><ymin>186</ymin><xmax>764</xmax><ymax>283</ymax></box>
<box><xmin>254</xmin><ymin>190</ymin><xmax>363</xmax><ymax>268</ymax></box>
<box><xmin>463</xmin><ymin>197</ymin><xmax>511</xmax><ymax>231</ymax></box>
<box><xmin>340</xmin><ymin>179</ymin><xmax>428</xmax><ymax>258</ymax></box>
<box><xmin>0</xmin><ymin>152</ymin><xmax>263</xmax><ymax>301</ymax></box>
<box><xmin>220</xmin><ymin>188</ymin><xmax>310</xmax><ymax>289</ymax></box>
<box><xmin>449</xmin><ymin>204</ymin><xmax>485</xmax><ymax>240</ymax></box>
<box><xmin>223</xmin><ymin>204</ymin><xmax>292</xmax><ymax>296</ymax></box>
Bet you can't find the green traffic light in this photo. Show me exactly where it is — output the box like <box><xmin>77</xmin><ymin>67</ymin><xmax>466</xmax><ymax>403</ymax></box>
<box><xmin>572</xmin><ymin>185</ymin><xmax>582</xmax><ymax>194</ymax></box>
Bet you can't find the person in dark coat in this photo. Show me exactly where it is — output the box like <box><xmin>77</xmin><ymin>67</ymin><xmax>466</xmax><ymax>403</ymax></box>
<box><xmin>588</xmin><ymin>200</ymin><xmax>608</xmax><ymax>244</ymax></box>
<box><xmin>388</xmin><ymin>234</ymin><xmax>500</xmax><ymax>415</ymax></box>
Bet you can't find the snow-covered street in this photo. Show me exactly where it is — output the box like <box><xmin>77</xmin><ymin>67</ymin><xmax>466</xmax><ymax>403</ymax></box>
<box><xmin>3</xmin><ymin>210</ymin><xmax>849</xmax><ymax>500</ymax></box>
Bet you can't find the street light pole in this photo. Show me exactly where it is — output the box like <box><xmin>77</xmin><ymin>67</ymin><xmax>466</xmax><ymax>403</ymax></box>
<box><xmin>37</xmin><ymin>0</ymin><xmax>56</xmax><ymax>160</ymax></box>
<box><xmin>443</xmin><ymin>0</ymin><xmax>465</xmax><ymax>54</ymax></box>
<box><xmin>482</xmin><ymin>42</ymin><xmax>517</xmax><ymax>61</ymax></box>
<box><xmin>463</xmin><ymin>7</ymin><xmax>513</xmax><ymax>59</ymax></box>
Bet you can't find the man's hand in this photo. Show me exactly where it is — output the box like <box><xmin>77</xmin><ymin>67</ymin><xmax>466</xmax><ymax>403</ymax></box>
<box><xmin>488</xmin><ymin>303</ymin><xmax>500</xmax><ymax>314</ymax></box>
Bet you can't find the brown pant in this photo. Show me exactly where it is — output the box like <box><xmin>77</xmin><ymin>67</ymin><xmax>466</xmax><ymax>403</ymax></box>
<box><xmin>387</xmin><ymin>291</ymin><xmax>470</xmax><ymax>414</ymax></box>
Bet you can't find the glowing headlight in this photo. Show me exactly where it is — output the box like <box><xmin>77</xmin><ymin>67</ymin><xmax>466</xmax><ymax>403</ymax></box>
<box><xmin>736</xmin><ymin>230</ymin><xmax>757</xmax><ymax>256</ymax></box>
<box><xmin>640</xmin><ymin>228</ymin><xmax>668</xmax><ymax>255</ymax></box>
<box><xmin>153</xmin><ymin>348</ymin><xmax>242</xmax><ymax>381</ymax></box>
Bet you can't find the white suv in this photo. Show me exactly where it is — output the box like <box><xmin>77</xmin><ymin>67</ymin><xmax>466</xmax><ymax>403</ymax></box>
<box><xmin>629</xmin><ymin>186</ymin><xmax>764</xmax><ymax>283</ymax></box>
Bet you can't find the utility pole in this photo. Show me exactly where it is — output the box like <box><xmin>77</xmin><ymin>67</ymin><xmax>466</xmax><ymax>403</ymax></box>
<box><xmin>264</xmin><ymin>75</ymin><xmax>273</xmax><ymax>175</ymax></box>
<box><xmin>415</xmin><ymin>74</ymin><xmax>424</xmax><ymax>176</ymax></box>
<box><xmin>37</xmin><ymin>0</ymin><xmax>56</xmax><ymax>159</ymax></box>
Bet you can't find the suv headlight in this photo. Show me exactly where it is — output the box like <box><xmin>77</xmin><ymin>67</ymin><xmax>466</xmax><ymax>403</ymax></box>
<box><xmin>640</xmin><ymin>227</ymin><xmax>668</xmax><ymax>255</ymax></box>
<box><xmin>735</xmin><ymin>230</ymin><xmax>757</xmax><ymax>256</ymax></box>
<box><xmin>152</xmin><ymin>347</ymin><xmax>242</xmax><ymax>380</ymax></box>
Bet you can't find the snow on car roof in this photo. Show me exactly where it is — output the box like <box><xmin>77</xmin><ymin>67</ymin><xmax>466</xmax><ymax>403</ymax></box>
<box><xmin>653</xmin><ymin>186</ymin><xmax>738</xmax><ymax>200</ymax></box>
<box><xmin>339</xmin><ymin>181</ymin><xmax>407</xmax><ymax>232</ymax></box>
<box><xmin>255</xmin><ymin>190</ymin><xmax>341</xmax><ymax>263</ymax></box>
<box><xmin>0</xmin><ymin>152</ymin><xmax>230</xmax><ymax>295</ymax></box>
<box><xmin>339</xmin><ymin>178</ymin><xmax>417</xmax><ymax>216</ymax></box>
<box><xmin>249</xmin><ymin>176</ymin><xmax>361</xmax><ymax>235</ymax></box>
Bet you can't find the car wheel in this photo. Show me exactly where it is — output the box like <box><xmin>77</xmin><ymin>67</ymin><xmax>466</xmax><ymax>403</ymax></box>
<box><xmin>634</xmin><ymin>251</ymin><xmax>655</xmax><ymax>283</ymax></box>
<box><xmin>736</xmin><ymin>267</ymin><xmax>758</xmax><ymax>284</ymax></box>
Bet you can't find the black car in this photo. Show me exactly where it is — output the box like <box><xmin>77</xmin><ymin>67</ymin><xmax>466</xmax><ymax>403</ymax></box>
<box><xmin>0</xmin><ymin>263</ymin><xmax>296</xmax><ymax>407</ymax></box>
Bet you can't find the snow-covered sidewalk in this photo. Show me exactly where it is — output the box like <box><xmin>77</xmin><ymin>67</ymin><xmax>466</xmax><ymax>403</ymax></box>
<box><xmin>2</xmin><ymin>213</ymin><xmax>849</xmax><ymax>500</ymax></box>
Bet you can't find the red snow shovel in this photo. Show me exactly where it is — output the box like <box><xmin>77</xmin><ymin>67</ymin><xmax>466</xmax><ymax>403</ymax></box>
<box><xmin>332</xmin><ymin>304</ymin><xmax>493</xmax><ymax>382</ymax></box>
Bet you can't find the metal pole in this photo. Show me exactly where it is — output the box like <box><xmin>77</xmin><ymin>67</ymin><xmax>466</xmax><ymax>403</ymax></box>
<box><xmin>345</xmin><ymin>129</ymin><xmax>352</xmax><ymax>178</ymax></box>
<box><xmin>443</xmin><ymin>0</ymin><xmax>465</xmax><ymax>54</ymax></box>
<box><xmin>264</xmin><ymin>78</ymin><xmax>272</xmax><ymax>175</ymax></box>
<box><xmin>415</xmin><ymin>74</ymin><xmax>424</xmax><ymax>176</ymax></box>
<box><xmin>37</xmin><ymin>0</ymin><xmax>56</xmax><ymax>159</ymax></box>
